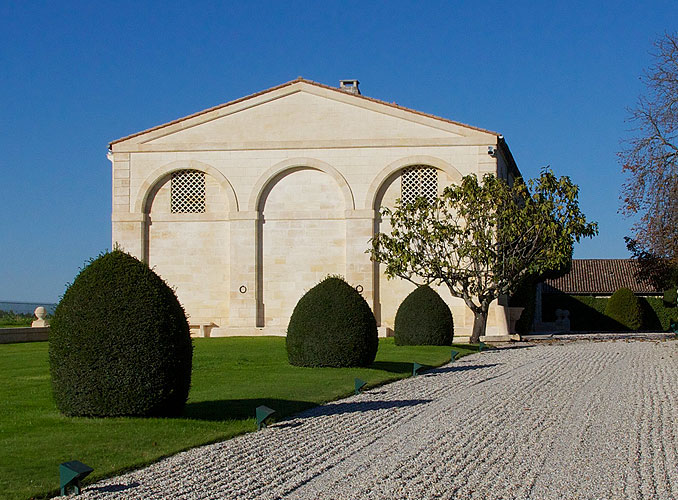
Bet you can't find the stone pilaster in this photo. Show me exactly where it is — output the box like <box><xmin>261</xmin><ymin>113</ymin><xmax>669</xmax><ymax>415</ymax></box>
<box><xmin>228</xmin><ymin>211</ymin><xmax>259</xmax><ymax>328</ymax></box>
<box><xmin>344</xmin><ymin>210</ymin><xmax>376</xmax><ymax>301</ymax></box>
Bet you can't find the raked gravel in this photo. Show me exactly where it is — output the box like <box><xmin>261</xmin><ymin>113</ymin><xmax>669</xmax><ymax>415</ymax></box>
<box><xmin>62</xmin><ymin>340</ymin><xmax>678</xmax><ymax>500</ymax></box>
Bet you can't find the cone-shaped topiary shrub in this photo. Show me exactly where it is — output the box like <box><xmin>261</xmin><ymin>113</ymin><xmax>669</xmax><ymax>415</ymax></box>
<box><xmin>394</xmin><ymin>285</ymin><xmax>454</xmax><ymax>345</ymax></box>
<box><xmin>605</xmin><ymin>287</ymin><xmax>644</xmax><ymax>331</ymax></box>
<box><xmin>286</xmin><ymin>276</ymin><xmax>378</xmax><ymax>367</ymax></box>
<box><xmin>49</xmin><ymin>250</ymin><xmax>193</xmax><ymax>417</ymax></box>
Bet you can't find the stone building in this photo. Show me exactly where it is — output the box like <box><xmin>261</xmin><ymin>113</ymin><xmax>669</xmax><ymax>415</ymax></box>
<box><xmin>108</xmin><ymin>78</ymin><xmax>521</xmax><ymax>341</ymax></box>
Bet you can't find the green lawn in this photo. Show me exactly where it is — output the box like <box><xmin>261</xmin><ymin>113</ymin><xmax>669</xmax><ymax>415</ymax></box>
<box><xmin>0</xmin><ymin>337</ymin><xmax>475</xmax><ymax>499</ymax></box>
<box><xmin>0</xmin><ymin>319</ymin><xmax>33</xmax><ymax>328</ymax></box>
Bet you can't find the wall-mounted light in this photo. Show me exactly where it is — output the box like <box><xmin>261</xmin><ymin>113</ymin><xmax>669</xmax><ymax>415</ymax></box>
<box><xmin>487</xmin><ymin>146</ymin><xmax>497</xmax><ymax>157</ymax></box>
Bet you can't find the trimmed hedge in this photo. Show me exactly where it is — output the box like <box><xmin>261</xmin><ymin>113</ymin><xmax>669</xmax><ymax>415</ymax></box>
<box><xmin>605</xmin><ymin>288</ymin><xmax>643</xmax><ymax>330</ymax></box>
<box><xmin>49</xmin><ymin>250</ymin><xmax>193</xmax><ymax>417</ymax></box>
<box><xmin>286</xmin><ymin>276</ymin><xmax>378</xmax><ymax>367</ymax></box>
<box><xmin>543</xmin><ymin>291</ymin><xmax>678</xmax><ymax>332</ymax></box>
<box><xmin>394</xmin><ymin>286</ymin><xmax>453</xmax><ymax>345</ymax></box>
<box><xmin>643</xmin><ymin>297</ymin><xmax>678</xmax><ymax>331</ymax></box>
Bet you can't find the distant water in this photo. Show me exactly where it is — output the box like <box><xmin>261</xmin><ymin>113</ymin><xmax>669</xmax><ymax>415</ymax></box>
<box><xmin>0</xmin><ymin>301</ymin><xmax>57</xmax><ymax>315</ymax></box>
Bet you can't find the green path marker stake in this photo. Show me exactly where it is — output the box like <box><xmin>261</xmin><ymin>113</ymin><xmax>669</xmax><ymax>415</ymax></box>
<box><xmin>354</xmin><ymin>378</ymin><xmax>367</xmax><ymax>395</ymax></box>
<box><xmin>478</xmin><ymin>342</ymin><xmax>486</xmax><ymax>352</ymax></box>
<box><xmin>412</xmin><ymin>362</ymin><xmax>423</xmax><ymax>376</ymax></box>
<box><xmin>255</xmin><ymin>405</ymin><xmax>276</xmax><ymax>430</ymax></box>
<box><xmin>59</xmin><ymin>460</ymin><xmax>93</xmax><ymax>496</ymax></box>
<box><xmin>450</xmin><ymin>350</ymin><xmax>459</xmax><ymax>362</ymax></box>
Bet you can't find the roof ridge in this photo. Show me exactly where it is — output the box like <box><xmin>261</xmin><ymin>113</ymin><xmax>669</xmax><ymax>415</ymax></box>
<box><xmin>109</xmin><ymin>78</ymin><xmax>499</xmax><ymax>147</ymax></box>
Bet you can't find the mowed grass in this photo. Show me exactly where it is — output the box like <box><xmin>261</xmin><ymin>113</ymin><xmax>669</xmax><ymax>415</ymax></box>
<box><xmin>0</xmin><ymin>337</ymin><xmax>476</xmax><ymax>499</ymax></box>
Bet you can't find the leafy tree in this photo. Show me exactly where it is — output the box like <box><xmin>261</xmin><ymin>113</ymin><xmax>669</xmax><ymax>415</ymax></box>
<box><xmin>370</xmin><ymin>170</ymin><xmax>597</xmax><ymax>343</ymax></box>
<box><xmin>625</xmin><ymin>237</ymin><xmax>678</xmax><ymax>290</ymax></box>
<box><xmin>619</xmin><ymin>33</ymin><xmax>678</xmax><ymax>265</ymax></box>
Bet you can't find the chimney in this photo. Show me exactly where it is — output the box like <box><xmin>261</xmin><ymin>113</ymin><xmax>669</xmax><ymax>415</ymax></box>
<box><xmin>339</xmin><ymin>79</ymin><xmax>360</xmax><ymax>95</ymax></box>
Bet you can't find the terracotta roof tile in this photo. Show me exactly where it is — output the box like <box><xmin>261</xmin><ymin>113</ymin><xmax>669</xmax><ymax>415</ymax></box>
<box><xmin>542</xmin><ymin>259</ymin><xmax>661</xmax><ymax>295</ymax></box>
<box><xmin>109</xmin><ymin>78</ymin><xmax>500</xmax><ymax>147</ymax></box>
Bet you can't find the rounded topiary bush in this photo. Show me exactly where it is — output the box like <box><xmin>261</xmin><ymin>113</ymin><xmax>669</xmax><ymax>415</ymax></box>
<box><xmin>394</xmin><ymin>285</ymin><xmax>454</xmax><ymax>345</ymax></box>
<box><xmin>286</xmin><ymin>276</ymin><xmax>378</xmax><ymax>367</ymax></box>
<box><xmin>663</xmin><ymin>287</ymin><xmax>677</xmax><ymax>307</ymax></box>
<box><xmin>605</xmin><ymin>287</ymin><xmax>643</xmax><ymax>331</ymax></box>
<box><xmin>49</xmin><ymin>250</ymin><xmax>193</xmax><ymax>417</ymax></box>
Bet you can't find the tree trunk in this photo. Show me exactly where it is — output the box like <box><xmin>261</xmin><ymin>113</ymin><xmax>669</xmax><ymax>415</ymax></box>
<box><xmin>469</xmin><ymin>310</ymin><xmax>488</xmax><ymax>344</ymax></box>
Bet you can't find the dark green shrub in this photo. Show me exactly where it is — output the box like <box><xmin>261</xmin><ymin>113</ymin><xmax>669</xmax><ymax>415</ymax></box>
<box><xmin>394</xmin><ymin>286</ymin><xmax>453</xmax><ymax>345</ymax></box>
<box><xmin>49</xmin><ymin>250</ymin><xmax>193</xmax><ymax>417</ymax></box>
<box><xmin>641</xmin><ymin>297</ymin><xmax>678</xmax><ymax>331</ymax></box>
<box><xmin>604</xmin><ymin>287</ymin><xmax>643</xmax><ymax>331</ymax></box>
<box><xmin>542</xmin><ymin>294</ymin><xmax>677</xmax><ymax>332</ymax></box>
<box><xmin>509</xmin><ymin>280</ymin><xmax>537</xmax><ymax>335</ymax></box>
<box><xmin>286</xmin><ymin>276</ymin><xmax>378</xmax><ymax>367</ymax></box>
<box><xmin>663</xmin><ymin>287</ymin><xmax>677</xmax><ymax>307</ymax></box>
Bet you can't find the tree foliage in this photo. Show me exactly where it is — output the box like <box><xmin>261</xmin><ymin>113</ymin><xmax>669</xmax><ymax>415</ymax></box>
<box><xmin>625</xmin><ymin>236</ymin><xmax>678</xmax><ymax>290</ymax></box>
<box><xmin>620</xmin><ymin>33</ymin><xmax>678</xmax><ymax>264</ymax></box>
<box><xmin>370</xmin><ymin>170</ymin><xmax>597</xmax><ymax>343</ymax></box>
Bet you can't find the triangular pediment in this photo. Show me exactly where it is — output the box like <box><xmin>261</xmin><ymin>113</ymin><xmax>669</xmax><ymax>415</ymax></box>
<box><xmin>110</xmin><ymin>80</ymin><xmax>498</xmax><ymax>151</ymax></box>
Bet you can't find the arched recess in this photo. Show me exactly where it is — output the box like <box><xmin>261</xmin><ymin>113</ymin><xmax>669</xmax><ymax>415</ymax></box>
<box><xmin>134</xmin><ymin>160</ymin><xmax>238</xmax><ymax>214</ymax></box>
<box><xmin>365</xmin><ymin>155</ymin><xmax>461</xmax><ymax>210</ymax></box>
<box><xmin>142</xmin><ymin>161</ymin><xmax>233</xmax><ymax>333</ymax></box>
<box><xmin>368</xmin><ymin>156</ymin><xmax>464</xmax><ymax>329</ymax></box>
<box><xmin>254</xmin><ymin>160</ymin><xmax>349</xmax><ymax>328</ymax></box>
<box><xmin>248</xmin><ymin>157</ymin><xmax>354</xmax><ymax>212</ymax></box>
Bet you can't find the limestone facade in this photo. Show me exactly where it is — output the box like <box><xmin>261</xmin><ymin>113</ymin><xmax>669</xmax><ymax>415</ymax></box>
<box><xmin>109</xmin><ymin>79</ymin><xmax>520</xmax><ymax>341</ymax></box>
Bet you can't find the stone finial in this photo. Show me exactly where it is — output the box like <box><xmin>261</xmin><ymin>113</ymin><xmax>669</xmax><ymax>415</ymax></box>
<box><xmin>32</xmin><ymin>306</ymin><xmax>50</xmax><ymax>327</ymax></box>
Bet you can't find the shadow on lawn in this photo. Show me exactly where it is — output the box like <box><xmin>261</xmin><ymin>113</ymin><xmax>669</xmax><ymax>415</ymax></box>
<box><xmin>183</xmin><ymin>397</ymin><xmax>435</xmax><ymax>422</ymax></box>
<box><xmin>369</xmin><ymin>360</ymin><xmax>416</xmax><ymax>373</ymax></box>
<box><xmin>183</xmin><ymin>398</ymin><xmax>317</xmax><ymax>422</ymax></box>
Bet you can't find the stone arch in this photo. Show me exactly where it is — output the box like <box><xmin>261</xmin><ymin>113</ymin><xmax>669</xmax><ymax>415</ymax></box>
<box><xmin>368</xmin><ymin>156</ymin><xmax>463</xmax><ymax>329</ymax></box>
<box><xmin>134</xmin><ymin>160</ymin><xmax>238</xmax><ymax>214</ymax></box>
<box><xmin>365</xmin><ymin>155</ymin><xmax>462</xmax><ymax>210</ymax></box>
<box><xmin>253</xmin><ymin>159</ymin><xmax>349</xmax><ymax>329</ymax></box>
<box><xmin>139</xmin><ymin>160</ymin><xmax>233</xmax><ymax>333</ymax></box>
<box><xmin>248</xmin><ymin>157</ymin><xmax>355</xmax><ymax>212</ymax></box>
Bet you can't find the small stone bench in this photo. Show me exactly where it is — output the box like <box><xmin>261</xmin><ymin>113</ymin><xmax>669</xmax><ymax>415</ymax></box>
<box><xmin>189</xmin><ymin>322</ymin><xmax>216</xmax><ymax>338</ymax></box>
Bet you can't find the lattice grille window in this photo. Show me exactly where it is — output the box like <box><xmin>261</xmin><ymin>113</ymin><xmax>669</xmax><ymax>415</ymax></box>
<box><xmin>401</xmin><ymin>166</ymin><xmax>437</xmax><ymax>205</ymax></box>
<box><xmin>171</xmin><ymin>170</ymin><xmax>205</xmax><ymax>213</ymax></box>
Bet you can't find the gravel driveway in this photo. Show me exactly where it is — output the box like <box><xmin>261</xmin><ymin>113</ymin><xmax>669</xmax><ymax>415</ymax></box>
<box><xmin>65</xmin><ymin>340</ymin><xmax>678</xmax><ymax>500</ymax></box>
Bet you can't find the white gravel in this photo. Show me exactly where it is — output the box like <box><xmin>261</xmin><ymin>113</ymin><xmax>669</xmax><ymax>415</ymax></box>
<box><xmin>63</xmin><ymin>340</ymin><xmax>678</xmax><ymax>499</ymax></box>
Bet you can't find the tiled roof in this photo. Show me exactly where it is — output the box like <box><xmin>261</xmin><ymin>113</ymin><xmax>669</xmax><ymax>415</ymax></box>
<box><xmin>542</xmin><ymin>259</ymin><xmax>661</xmax><ymax>295</ymax></box>
<box><xmin>109</xmin><ymin>77</ymin><xmax>500</xmax><ymax>147</ymax></box>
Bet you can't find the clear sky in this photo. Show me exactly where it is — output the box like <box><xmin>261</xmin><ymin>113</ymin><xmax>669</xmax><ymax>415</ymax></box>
<box><xmin>1</xmin><ymin>0</ymin><xmax>676</xmax><ymax>303</ymax></box>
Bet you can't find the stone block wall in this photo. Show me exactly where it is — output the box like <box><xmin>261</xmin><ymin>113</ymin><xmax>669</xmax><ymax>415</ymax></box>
<box><xmin>110</xmin><ymin>80</ymin><xmax>517</xmax><ymax>339</ymax></box>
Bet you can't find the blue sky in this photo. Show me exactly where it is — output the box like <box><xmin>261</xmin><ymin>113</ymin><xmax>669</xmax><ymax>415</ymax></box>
<box><xmin>1</xmin><ymin>1</ymin><xmax>675</xmax><ymax>302</ymax></box>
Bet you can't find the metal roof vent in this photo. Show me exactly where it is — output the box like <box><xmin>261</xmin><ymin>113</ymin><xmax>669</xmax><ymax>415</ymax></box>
<box><xmin>339</xmin><ymin>79</ymin><xmax>360</xmax><ymax>95</ymax></box>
